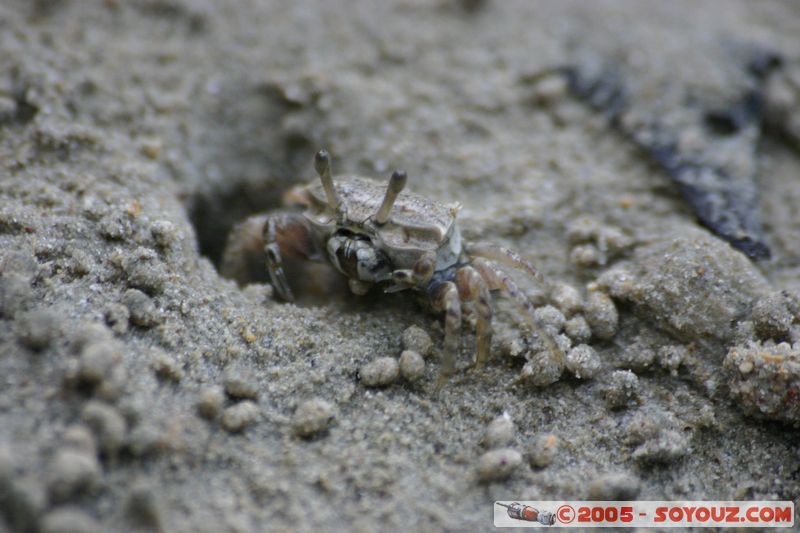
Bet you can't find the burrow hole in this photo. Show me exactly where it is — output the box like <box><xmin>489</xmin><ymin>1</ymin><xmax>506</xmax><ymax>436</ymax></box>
<box><xmin>184</xmin><ymin>91</ymin><xmax>349</xmax><ymax>304</ymax></box>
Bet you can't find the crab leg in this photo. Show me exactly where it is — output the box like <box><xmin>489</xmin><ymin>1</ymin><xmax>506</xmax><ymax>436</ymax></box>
<box><xmin>265</xmin><ymin>237</ymin><xmax>294</xmax><ymax>301</ymax></box>
<box><xmin>455</xmin><ymin>265</ymin><xmax>493</xmax><ymax>368</ymax></box>
<box><xmin>220</xmin><ymin>211</ymin><xmax>316</xmax><ymax>301</ymax></box>
<box><xmin>430</xmin><ymin>280</ymin><xmax>462</xmax><ymax>391</ymax></box>
<box><xmin>471</xmin><ymin>257</ymin><xmax>564</xmax><ymax>364</ymax></box>
<box><xmin>264</xmin><ymin>213</ymin><xmax>318</xmax><ymax>302</ymax></box>
<box><xmin>466</xmin><ymin>242</ymin><xmax>548</xmax><ymax>289</ymax></box>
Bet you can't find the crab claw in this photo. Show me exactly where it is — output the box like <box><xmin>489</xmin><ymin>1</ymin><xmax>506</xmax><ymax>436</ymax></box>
<box><xmin>266</xmin><ymin>243</ymin><xmax>296</xmax><ymax>302</ymax></box>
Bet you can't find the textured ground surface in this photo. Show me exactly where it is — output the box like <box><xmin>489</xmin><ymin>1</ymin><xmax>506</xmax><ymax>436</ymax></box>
<box><xmin>1</xmin><ymin>1</ymin><xmax>800</xmax><ymax>532</ymax></box>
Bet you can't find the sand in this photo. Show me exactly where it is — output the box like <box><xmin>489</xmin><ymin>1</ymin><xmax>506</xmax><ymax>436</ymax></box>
<box><xmin>1</xmin><ymin>1</ymin><xmax>799</xmax><ymax>531</ymax></box>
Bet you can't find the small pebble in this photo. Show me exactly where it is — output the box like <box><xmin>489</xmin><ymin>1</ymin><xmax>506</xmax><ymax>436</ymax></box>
<box><xmin>588</xmin><ymin>473</ymin><xmax>641</xmax><ymax>500</ymax></box>
<box><xmin>564</xmin><ymin>315</ymin><xmax>592</xmax><ymax>344</ymax></box>
<box><xmin>477</xmin><ymin>448</ymin><xmax>523</xmax><ymax>482</ymax></box>
<box><xmin>519</xmin><ymin>339</ymin><xmax>566</xmax><ymax>387</ymax></box>
<box><xmin>151</xmin><ymin>351</ymin><xmax>183</xmax><ymax>382</ymax></box>
<box><xmin>401</xmin><ymin>325</ymin><xmax>433</xmax><ymax>357</ymax></box>
<box><xmin>139</xmin><ymin>138</ymin><xmax>163</xmax><ymax>160</ymax></box>
<box><xmin>752</xmin><ymin>292</ymin><xmax>794</xmax><ymax>341</ymax></box>
<box><xmin>125</xmin><ymin>483</ymin><xmax>163</xmax><ymax>530</ymax></box>
<box><xmin>555</xmin><ymin>332</ymin><xmax>573</xmax><ymax>353</ymax></box>
<box><xmin>570</xmin><ymin>244</ymin><xmax>602</xmax><ymax>268</ymax></box>
<box><xmin>62</xmin><ymin>425</ymin><xmax>98</xmax><ymax>456</ymax></box>
<box><xmin>99</xmin><ymin>211</ymin><xmax>133</xmax><ymax>240</ymax></box>
<box><xmin>17</xmin><ymin>309</ymin><xmax>59</xmax><ymax>351</ymax></box>
<box><xmin>125</xmin><ymin>422</ymin><xmax>163</xmax><ymax>458</ymax></box>
<box><xmin>625</xmin><ymin>409</ymin><xmax>675</xmax><ymax>443</ymax></box>
<box><xmin>529</xmin><ymin>434</ymin><xmax>559</xmax><ymax>468</ymax></box>
<box><xmin>292</xmin><ymin>398</ymin><xmax>335</xmax><ymax>438</ymax></box>
<box><xmin>42</xmin><ymin>507</ymin><xmax>103</xmax><ymax>533</ymax></box>
<box><xmin>223</xmin><ymin>371</ymin><xmax>259</xmax><ymax>400</ymax></box>
<box><xmin>360</xmin><ymin>357</ymin><xmax>400</xmax><ymax>387</ymax></box>
<box><xmin>81</xmin><ymin>401</ymin><xmax>126</xmax><ymax>457</ymax></box>
<box><xmin>71</xmin><ymin>323</ymin><xmax>114</xmax><ymax>352</ymax></box>
<box><xmin>196</xmin><ymin>386</ymin><xmax>225</xmax><ymax>419</ymax></box>
<box><xmin>125</xmin><ymin>258</ymin><xmax>167</xmax><ymax>295</ymax></box>
<box><xmin>104</xmin><ymin>303</ymin><xmax>130</xmax><ymax>334</ymax></box>
<box><xmin>598</xmin><ymin>226</ymin><xmax>633</xmax><ymax>255</ymax></box>
<box><xmin>500</xmin><ymin>333</ymin><xmax>528</xmax><ymax>359</ymax></box>
<box><xmin>723</xmin><ymin>340</ymin><xmax>800</xmax><ymax>424</ymax></box>
<box><xmin>78</xmin><ymin>342</ymin><xmax>119</xmax><ymax>386</ymax></box>
<box><xmin>68</xmin><ymin>249</ymin><xmax>92</xmax><ymax>277</ymax></box>
<box><xmin>483</xmin><ymin>413</ymin><xmax>514</xmax><ymax>449</ymax></box>
<box><xmin>399</xmin><ymin>350</ymin><xmax>425</xmax><ymax>382</ymax></box>
<box><xmin>565</xmin><ymin>344</ymin><xmax>602</xmax><ymax>379</ymax></box>
<box><xmin>241</xmin><ymin>326</ymin><xmax>257</xmax><ymax>344</ymax></box>
<box><xmin>619</xmin><ymin>338</ymin><xmax>656</xmax><ymax>371</ymax></box>
<box><xmin>657</xmin><ymin>345</ymin><xmax>686</xmax><ymax>373</ymax></box>
<box><xmin>533</xmin><ymin>305</ymin><xmax>566</xmax><ymax>334</ymax></box>
<box><xmin>221</xmin><ymin>401</ymin><xmax>259</xmax><ymax>433</ymax></box>
<box><xmin>1</xmin><ymin>475</ymin><xmax>46</xmax><ymax>533</ymax></box>
<box><xmin>603</xmin><ymin>370</ymin><xmax>639</xmax><ymax>409</ymax></box>
<box><xmin>0</xmin><ymin>94</ymin><xmax>18</xmax><ymax>121</ymax></box>
<box><xmin>584</xmin><ymin>291</ymin><xmax>619</xmax><ymax>340</ymax></box>
<box><xmin>632</xmin><ymin>429</ymin><xmax>688</xmax><ymax>464</ymax></box>
<box><xmin>566</xmin><ymin>216</ymin><xmax>600</xmax><ymax>244</ymax></box>
<box><xmin>1</xmin><ymin>250</ymin><xmax>38</xmax><ymax>280</ymax></box>
<box><xmin>691</xmin><ymin>403</ymin><xmax>718</xmax><ymax>429</ymax></box>
<box><xmin>566</xmin><ymin>218</ymin><xmax>632</xmax><ymax>259</ymax></box>
<box><xmin>550</xmin><ymin>283</ymin><xmax>582</xmax><ymax>316</ymax></box>
<box><xmin>95</xmin><ymin>365</ymin><xmax>128</xmax><ymax>401</ymax></box>
<box><xmin>151</xmin><ymin>220</ymin><xmax>180</xmax><ymax>250</ymax></box>
<box><xmin>738</xmin><ymin>359</ymin><xmax>754</xmax><ymax>375</ymax></box>
<box><xmin>122</xmin><ymin>288</ymin><xmax>159</xmax><ymax>328</ymax></box>
<box><xmin>531</xmin><ymin>74</ymin><xmax>568</xmax><ymax>105</ymax></box>
<box><xmin>46</xmin><ymin>449</ymin><xmax>101</xmax><ymax>502</ymax></box>
<box><xmin>0</xmin><ymin>273</ymin><xmax>32</xmax><ymax>318</ymax></box>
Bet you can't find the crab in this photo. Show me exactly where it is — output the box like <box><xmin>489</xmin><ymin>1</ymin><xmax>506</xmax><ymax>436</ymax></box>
<box><xmin>221</xmin><ymin>150</ymin><xmax>562</xmax><ymax>389</ymax></box>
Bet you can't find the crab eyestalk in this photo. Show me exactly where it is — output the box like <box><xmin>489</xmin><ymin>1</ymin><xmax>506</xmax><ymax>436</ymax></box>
<box><xmin>314</xmin><ymin>149</ymin><xmax>342</xmax><ymax>212</ymax></box>
<box><xmin>374</xmin><ymin>169</ymin><xmax>407</xmax><ymax>225</ymax></box>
